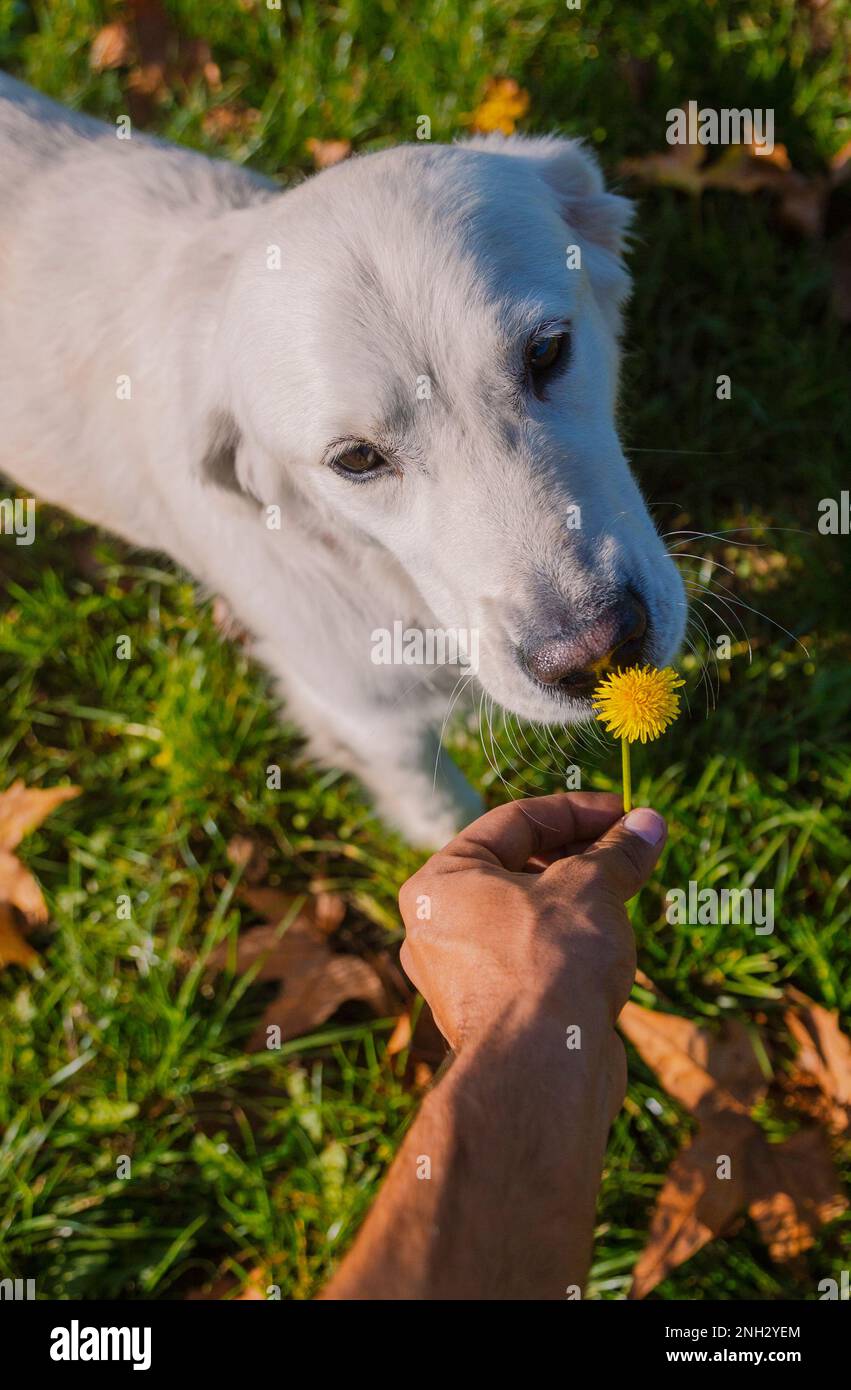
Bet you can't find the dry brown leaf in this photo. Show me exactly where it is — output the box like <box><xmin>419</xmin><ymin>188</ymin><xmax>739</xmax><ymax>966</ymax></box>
<box><xmin>469</xmin><ymin>77</ymin><xmax>530</xmax><ymax>136</ymax></box>
<box><xmin>784</xmin><ymin>988</ymin><xmax>851</xmax><ymax>1132</ymax></box>
<box><xmin>619</xmin><ymin>1001</ymin><xmax>766</xmax><ymax>1116</ymax></box>
<box><xmin>207</xmin><ymin>890</ymin><xmax>392</xmax><ymax>1049</ymax></box>
<box><xmin>239</xmin><ymin>884</ymin><xmax>346</xmax><ymax>936</ymax></box>
<box><xmin>0</xmin><ymin>781</ymin><xmax>80</xmax><ymax>852</ymax></box>
<box><xmin>620</xmin><ymin>143</ymin><xmax>707</xmax><ymax>195</ymax></box>
<box><xmin>90</xmin><ymin>21</ymin><xmax>133</xmax><ymax>72</ymax></box>
<box><xmin>748</xmin><ymin>1127</ymin><xmax>847</xmax><ymax>1262</ymax></box>
<box><xmin>624</xmin><ymin>1000</ymin><xmax>847</xmax><ymax>1296</ymax></box>
<box><xmin>631</xmin><ymin>1112</ymin><xmax>754</xmax><ymax>1299</ymax></box>
<box><xmin>0</xmin><ymin>901</ymin><xmax>39</xmax><ymax>970</ymax></box>
<box><xmin>631</xmin><ymin>1117</ymin><xmax>847</xmax><ymax>1296</ymax></box>
<box><xmin>305</xmin><ymin>138</ymin><xmax>351</xmax><ymax>169</ymax></box>
<box><xmin>0</xmin><ymin>781</ymin><xmax>79</xmax><ymax>972</ymax></box>
<box><xmin>0</xmin><ymin>849</ymin><xmax>48</xmax><ymax>924</ymax></box>
<box><xmin>621</xmin><ymin>141</ymin><xmax>828</xmax><ymax>240</ymax></box>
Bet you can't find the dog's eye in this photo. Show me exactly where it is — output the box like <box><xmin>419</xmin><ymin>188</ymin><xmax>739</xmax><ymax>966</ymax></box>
<box><xmin>329</xmin><ymin>443</ymin><xmax>391</xmax><ymax>479</ymax></box>
<box><xmin>526</xmin><ymin>331</ymin><xmax>570</xmax><ymax>395</ymax></box>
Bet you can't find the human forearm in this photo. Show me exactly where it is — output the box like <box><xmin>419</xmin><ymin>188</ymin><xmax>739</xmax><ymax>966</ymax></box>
<box><xmin>320</xmin><ymin>795</ymin><xmax>666</xmax><ymax>1301</ymax></box>
<box><xmin>321</xmin><ymin>1004</ymin><xmax>619</xmax><ymax>1300</ymax></box>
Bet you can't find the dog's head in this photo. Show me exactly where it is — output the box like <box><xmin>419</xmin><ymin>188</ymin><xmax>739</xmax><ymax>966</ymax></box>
<box><xmin>205</xmin><ymin>135</ymin><xmax>685</xmax><ymax>721</ymax></box>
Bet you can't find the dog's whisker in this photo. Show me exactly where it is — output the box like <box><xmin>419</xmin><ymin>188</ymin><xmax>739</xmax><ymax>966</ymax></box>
<box><xmin>680</xmin><ymin>572</ymin><xmax>753</xmax><ymax>646</ymax></box>
<box><xmin>687</xmin><ymin>591</ymin><xmax>754</xmax><ymax>665</ymax></box>
<box><xmin>682</xmin><ymin>615</ymin><xmax>719</xmax><ymax>712</ymax></box>
<box><xmin>433</xmin><ymin>670</ymin><xmax>477</xmax><ymax>795</ymax></box>
<box><xmin>662</xmin><ymin>525</ymin><xmax>809</xmax><ymax>545</ymax></box>
<box><xmin>669</xmin><ymin>550</ymin><xmax>737</xmax><ymax>577</ymax></box>
<box><xmin>477</xmin><ymin>693</ymin><xmax>522</xmax><ymax>804</ymax></box>
<box><xmin>680</xmin><ymin>616</ymin><xmax>718</xmax><ymax>716</ymax></box>
<box><xmin>681</xmin><ymin>576</ymin><xmax>807</xmax><ymax>656</ymax></box>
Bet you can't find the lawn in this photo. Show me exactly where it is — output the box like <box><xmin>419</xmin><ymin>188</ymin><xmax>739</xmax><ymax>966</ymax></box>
<box><xmin>1</xmin><ymin>0</ymin><xmax>850</xmax><ymax>1300</ymax></box>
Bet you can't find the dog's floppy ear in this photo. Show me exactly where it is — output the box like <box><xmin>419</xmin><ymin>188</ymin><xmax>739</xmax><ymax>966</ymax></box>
<box><xmin>198</xmin><ymin>411</ymin><xmax>262</xmax><ymax>505</ymax></box>
<box><xmin>464</xmin><ymin>134</ymin><xmax>633</xmax><ymax>325</ymax></box>
<box><xmin>464</xmin><ymin>133</ymin><xmax>632</xmax><ymax>255</ymax></box>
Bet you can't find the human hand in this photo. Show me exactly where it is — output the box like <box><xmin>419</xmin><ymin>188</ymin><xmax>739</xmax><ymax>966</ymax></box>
<box><xmin>399</xmin><ymin>793</ymin><xmax>667</xmax><ymax>1056</ymax></box>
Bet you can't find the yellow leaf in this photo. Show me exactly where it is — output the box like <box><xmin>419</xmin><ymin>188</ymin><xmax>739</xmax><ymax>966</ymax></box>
<box><xmin>469</xmin><ymin>78</ymin><xmax>530</xmax><ymax>137</ymax></box>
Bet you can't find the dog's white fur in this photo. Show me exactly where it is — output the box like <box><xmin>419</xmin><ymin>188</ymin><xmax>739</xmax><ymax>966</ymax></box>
<box><xmin>0</xmin><ymin>74</ymin><xmax>685</xmax><ymax>844</ymax></box>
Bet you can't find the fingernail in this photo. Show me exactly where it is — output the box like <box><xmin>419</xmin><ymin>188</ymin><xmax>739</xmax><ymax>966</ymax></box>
<box><xmin>623</xmin><ymin>808</ymin><xmax>666</xmax><ymax>845</ymax></box>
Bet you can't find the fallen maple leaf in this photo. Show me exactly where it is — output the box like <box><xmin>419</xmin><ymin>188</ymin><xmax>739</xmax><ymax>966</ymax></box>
<box><xmin>207</xmin><ymin>887</ymin><xmax>394</xmax><ymax>1049</ymax></box>
<box><xmin>0</xmin><ymin>780</ymin><xmax>80</xmax><ymax>851</ymax></box>
<box><xmin>622</xmin><ymin>141</ymin><xmax>826</xmax><ymax>236</ymax></box>
<box><xmin>621</xmin><ymin>136</ymin><xmax>851</xmax><ymax>314</ymax></box>
<box><xmin>469</xmin><ymin>78</ymin><xmax>530</xmax><ymax>136</ymax></box>
<box><xmin>631</xmin><ymin>1112</ymin><xmax>753</xmax><ymax>1299</ymax></box>
<box><xmin>621</xmin><ymin>1000</ymin><xmax>847</xmax><ymax>1296</ymax></box>
<box><xmin>0</xmin><ymin>781</ymin><xmax>80</xmax><ymax>970</ymax></box>
<box><xmin>620</xmin><ymin>143</ymin><xmax>707</xmax><ymax>196</ymax></box>
<box><xmin>784</xmin><ymin>987</ymin><xmax>851</xmax><ymax>1133</ymax></box>
<box><xmin>748</xmin><ymin>1126</ymin><xmax>846</xmax><ymax>1263</ymax></box>
<box><xmin>620</xmin><ymin>1000</ymin><xmax>767</xmax><ymax>1116</ymax></box>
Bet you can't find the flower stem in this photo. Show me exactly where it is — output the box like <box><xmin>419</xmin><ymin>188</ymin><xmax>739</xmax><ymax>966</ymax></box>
<box><xmin>621</xmin><ymin>736</ymin><xmax>632</xmax><ymax>814</ymax></box>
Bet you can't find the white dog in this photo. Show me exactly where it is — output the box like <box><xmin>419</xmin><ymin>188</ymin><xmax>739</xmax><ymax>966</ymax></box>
<box><xmin>0</xmin><ymin>74</ymin><xmax>685</xmax><ymax>845</ymax></box>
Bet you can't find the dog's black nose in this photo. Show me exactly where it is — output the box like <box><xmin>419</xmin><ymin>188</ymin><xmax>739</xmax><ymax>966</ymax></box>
<box><xmin>522</xmin><ymin>594</ymin><xmax>648</xmax><ymax>695</ymax></box>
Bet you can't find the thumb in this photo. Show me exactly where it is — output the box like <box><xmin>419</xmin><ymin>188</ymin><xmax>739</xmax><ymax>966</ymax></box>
<box><xmin>560</xmin><ymin>807</ymin><xmax>667</xmax><ymax>902</ymax></box>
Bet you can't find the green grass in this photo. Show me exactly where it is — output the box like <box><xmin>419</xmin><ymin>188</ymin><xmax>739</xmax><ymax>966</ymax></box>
<box><xmin>2</xmin><ymin>0</ymin><xmax>850</xmax><ymax>1300</ymax></box>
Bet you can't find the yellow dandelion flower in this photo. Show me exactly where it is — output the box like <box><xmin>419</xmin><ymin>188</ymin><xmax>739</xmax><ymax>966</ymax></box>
<box><xmin>592</xmin><ymin>665</ymin><xmax>684</xmax><ymax>811</ymax></box>
<box><xmin>593</xmin><ymin>665</ymin><xmax>685</xmax><ymax>744</ymax></box>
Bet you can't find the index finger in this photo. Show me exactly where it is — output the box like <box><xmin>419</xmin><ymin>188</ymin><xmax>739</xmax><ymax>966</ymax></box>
<box><xmin>439</xmin><ymin>792</ymin><xmax>624</xmax><ymax>873</ymax></box>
